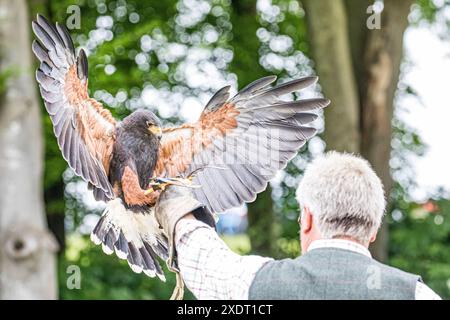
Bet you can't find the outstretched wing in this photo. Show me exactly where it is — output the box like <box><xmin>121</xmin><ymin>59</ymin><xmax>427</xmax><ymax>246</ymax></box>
<box><xmin>154</xmin><ymin>76</ymin><xmax>330</xmax><ymax>213</ymax></box>
<box><xmin>32</xmin><ymin>15</ymin><xmax>116</xmax><ymax>200</ymax></box>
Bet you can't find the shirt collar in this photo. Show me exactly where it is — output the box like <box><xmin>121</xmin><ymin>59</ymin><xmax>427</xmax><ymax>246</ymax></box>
<box><xmin>307</xmin><ymin>239</ymin><xmax>372</xmax><ymax>258</ymax></box>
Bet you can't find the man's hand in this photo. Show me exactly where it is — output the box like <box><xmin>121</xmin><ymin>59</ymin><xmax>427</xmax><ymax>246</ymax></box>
<box><xmin>154</xmin><ymin>185</ymin><xmax>215</xmax><ymax>269</ymax></box>
<box><xmin>154</xmin><ymin>185</ymin><xmax>203</xmax><ymax>243</ymax></box>
<box><xmin>154</xmin><ymin>185</ymin><xmax>216</xmax><ymax>300</ymax></box>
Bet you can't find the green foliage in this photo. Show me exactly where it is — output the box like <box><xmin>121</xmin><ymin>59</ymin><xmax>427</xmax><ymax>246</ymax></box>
<box><xmin>390</xmin><ymin>198</ymin><xmax>450</xmax><ymax>298</ymax></box>
<box><xmin>59</xmin><ymin>234</ymin><xmax>195</xmax><ymax>299</ymax></box>
<box><xmin>412</xmin><ymin>0</ymin><xmax>450</xmax><ymax>24</ymax></box>
<box><xmin>388</xmin><ymin>57</ymin><xmax>450</xmax><ymax>299</ymax></box>
<box><xmin>389</xmin><ymin>106</ymin><xmax>450</xmax><ymax>299</ymax></box>
<box><xmin>221</xmin><ymin>234</ymin><xmax>252</xmax><ymax>254</ymax></box>
<box><xmin>414</xmin><ymin>0</ymin><xmax>442</xmax><ymax>23</ymax></box>
<box><xmin>413</xmin><ymin>0</ymin><xmax>450</xmax><ymax>41</ymax></box>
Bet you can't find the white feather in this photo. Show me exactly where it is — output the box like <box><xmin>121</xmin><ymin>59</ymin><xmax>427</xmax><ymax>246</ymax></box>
<box><xmin>101</xmin><ymin>243</ymin><xmax>114</xmax><ymax>255</ymax></box>
<box><xmin>90</xmin><ymin>232</ymin><xmax>102</xmax><ymax>245</ymax></box>
<box><xmin>129</xmin><ymin>262</ymin><xmax>143</xmax><ymax>274</ymax></box>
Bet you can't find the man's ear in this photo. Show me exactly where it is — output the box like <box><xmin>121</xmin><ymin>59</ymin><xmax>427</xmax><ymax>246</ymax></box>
<box><xmin>369</xmin><ymin>232</ymin><xmax>377</xmax><ymax>244</ymax></box>
<box><xmin>301</xmin><ymin>206</ymin><xmax>313</xmax><ymax>233</ymax></box>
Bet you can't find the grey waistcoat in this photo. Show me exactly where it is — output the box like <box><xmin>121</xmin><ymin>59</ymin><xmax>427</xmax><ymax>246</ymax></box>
<box><xmin>249</xmin><ymin>247</ymin><xmax>420</xmax><ymax>300</ymax></box>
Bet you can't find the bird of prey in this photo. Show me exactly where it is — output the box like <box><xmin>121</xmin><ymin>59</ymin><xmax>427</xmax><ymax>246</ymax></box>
<box><xmin>32</xmin><ymin>15</ymin><xmax>329</xmax><ymax>281</ymax></box>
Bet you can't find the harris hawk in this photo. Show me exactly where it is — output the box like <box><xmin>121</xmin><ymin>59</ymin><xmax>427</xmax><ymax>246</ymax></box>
<box><xmin>32</xmin><ymin>15</ymin><xmax>329</xmax><ymax>282</ymax></box>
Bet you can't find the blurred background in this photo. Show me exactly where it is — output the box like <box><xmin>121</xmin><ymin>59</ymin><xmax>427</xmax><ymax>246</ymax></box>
<box><xmin>0</xmin><ymin>0</ymin><xmax>449</xmax><ymax>300</ymax></box>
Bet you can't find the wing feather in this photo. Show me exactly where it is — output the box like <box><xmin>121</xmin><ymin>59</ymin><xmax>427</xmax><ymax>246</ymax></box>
<box><xmin>155</xmin><ymin>75</ymin><xmax>329</xmax><ymax>213</ymax></box>
<box><xmin>32</xmin><ymin>15</ymin><xmax>116</xmax><ymax>200</ymax></box>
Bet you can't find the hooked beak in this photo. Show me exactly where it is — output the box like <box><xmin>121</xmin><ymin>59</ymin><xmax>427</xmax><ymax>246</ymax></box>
<box><xmin>148</xmin><ymin>125</ymin><xmax>162</xmax><ymax>139</ymax></box>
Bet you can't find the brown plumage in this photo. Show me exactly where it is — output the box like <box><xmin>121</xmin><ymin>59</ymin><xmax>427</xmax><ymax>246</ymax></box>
<box><xmin>108</xmin><ymin>109</ymin><xmax>162</xmax><ymax>209</ymax></box>
<box><xmin>32</xmin><ymin>15</ymin><xmax>329</xmax><ymax>280</ymax></box>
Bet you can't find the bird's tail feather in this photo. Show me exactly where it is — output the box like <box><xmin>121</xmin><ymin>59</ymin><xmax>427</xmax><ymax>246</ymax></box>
<box><xmin>90</xmin><ymin>199</ymin><xmax>168</xmax><ymax>281</ymax></box>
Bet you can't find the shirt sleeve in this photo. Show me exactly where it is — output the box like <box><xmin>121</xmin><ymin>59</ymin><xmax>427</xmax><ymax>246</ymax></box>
<box><xmin>175</xmin><ymin>218</ymin><xmax>273</xmax><ymax>300</ymax></box>
<box><xmin>415</xmin><ymin>281</ymin><xmax>441</xmax><ymax>300</ymax></box>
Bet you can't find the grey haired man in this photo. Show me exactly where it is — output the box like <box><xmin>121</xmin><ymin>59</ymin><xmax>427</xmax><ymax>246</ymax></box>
<box><xmin>156</xmin><ymin>152</ymin><xmax>441</xmax><ymax>300</ymax></box>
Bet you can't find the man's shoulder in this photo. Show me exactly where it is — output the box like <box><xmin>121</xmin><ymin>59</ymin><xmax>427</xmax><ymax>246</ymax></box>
<box><xmin>254</xmin><ymin>247</ymin><xmax>422</xmax><ymax>285</ymax></box>
<box><xmin>251</xmin><ymin>257</ymin><xmax>300</xmax><ymax>283</ymax></box>
<box><xmin>370</xmin><ymin>257</ymin><xmax>421</xmax><ymax>280</ymax></box>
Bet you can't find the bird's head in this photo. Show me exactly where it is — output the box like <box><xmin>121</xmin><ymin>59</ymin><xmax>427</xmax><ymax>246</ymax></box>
<box><xmin>124</xmin><ymin>110</ymin><xmax>162</xmax><ymax>140</ymax></box>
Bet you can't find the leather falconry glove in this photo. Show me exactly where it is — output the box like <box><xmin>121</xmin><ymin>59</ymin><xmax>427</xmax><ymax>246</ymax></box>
<box><xmin>154</xmin><ymin>184</ymin><xmax>216</xmax><ymax>299</ymax></box>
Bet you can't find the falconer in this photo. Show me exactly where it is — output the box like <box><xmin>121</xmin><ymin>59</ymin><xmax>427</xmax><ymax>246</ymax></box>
<box><xmin>155</xmin><ymin>152</ymin><xmax>441</xmax><ymax>300</ymax></box>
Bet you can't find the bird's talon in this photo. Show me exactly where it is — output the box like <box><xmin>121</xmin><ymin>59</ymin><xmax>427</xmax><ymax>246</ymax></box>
<box><xmin>144</xmin><ymin>187</ymin><xmax>154</xmax><ymax>195</ymax></box>
<box><xmin>159</xmin><ymin>183</ymin><xmax>168</xmax><ymax>191</ymax></box>
<box><xmin>147</xmin><ymin>176</ymin><xmax>201</xmax><ymax>192</ymax></box>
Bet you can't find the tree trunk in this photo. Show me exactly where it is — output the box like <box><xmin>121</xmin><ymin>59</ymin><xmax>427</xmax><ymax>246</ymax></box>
<box><xmin>28</xmin><ymin>0</ymin><xmax>67</xmax><ymax>254</ymax></box>
<box><xmin>360</xmin><ymin>0</ymin><xmax>413</xmax><ymax>261</ymax></box>
<box><xmin>344</xmin><ymin>0</ymin><xmax>372</xmax><ymax>97</ymax></box>
<box><xmin>302</xmin><ymin>0</ymin><xmax>360</xmax><ymax>153</ymax></box>
<box><xmin>0</xmin><ymin>0</ymin><xmax>58</xmax><ymax>299</ymax></box>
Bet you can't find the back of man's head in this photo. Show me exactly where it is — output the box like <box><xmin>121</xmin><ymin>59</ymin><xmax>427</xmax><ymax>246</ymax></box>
<box><xmin>296</xmin><ymin>151</ymin><xmax>386</xmax><ymax>244</ymax></box>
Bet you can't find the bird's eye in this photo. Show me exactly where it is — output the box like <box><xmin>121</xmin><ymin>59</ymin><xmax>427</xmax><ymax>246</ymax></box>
<box><xmin>146</xmin><ymin>121</ymin><xmax>152</xmax><ymax>127</ymax></box>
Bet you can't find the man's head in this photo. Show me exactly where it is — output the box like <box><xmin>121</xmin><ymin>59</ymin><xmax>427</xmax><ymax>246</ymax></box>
<box><xmin>296</xmin><ymin>151</ymin><xmax>385</xmax><ymax>252</ymax></box>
